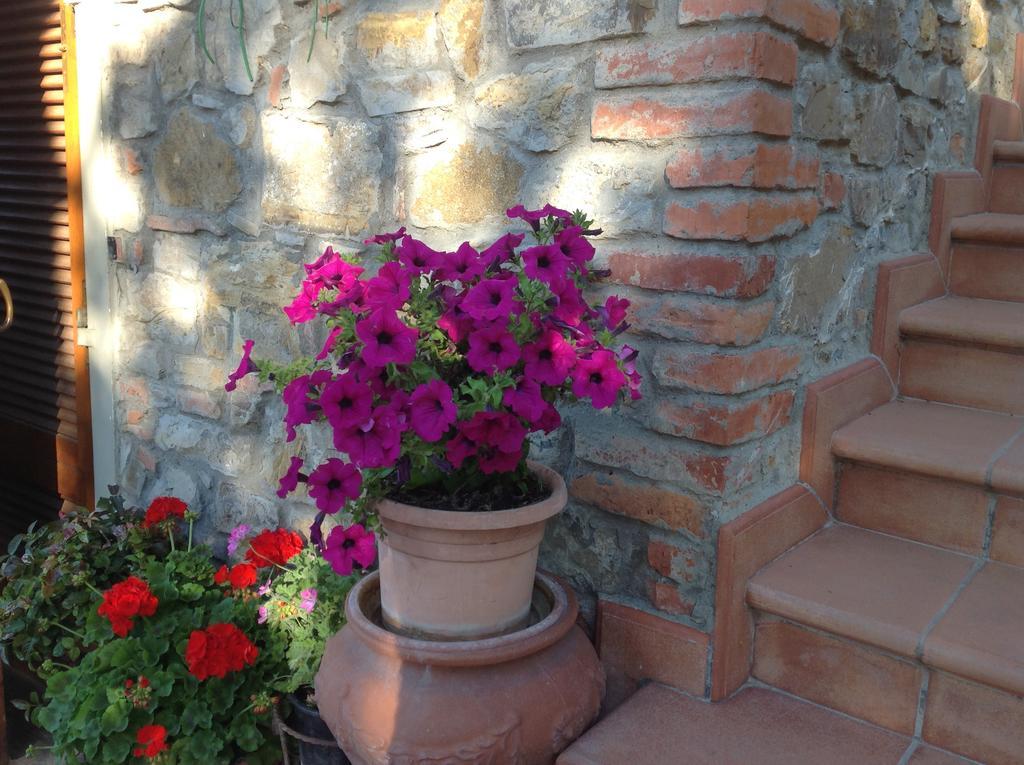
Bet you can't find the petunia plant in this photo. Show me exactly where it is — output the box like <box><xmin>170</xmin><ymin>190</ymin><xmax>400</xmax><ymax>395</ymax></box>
<box><xmin>227</xmin><ymin>205</ymin><xmax>641</xmax><ymax>573</ymax></box>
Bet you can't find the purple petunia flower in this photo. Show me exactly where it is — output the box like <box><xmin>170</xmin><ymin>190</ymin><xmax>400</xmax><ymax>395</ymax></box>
<box><xmin>408</xmin><ymin>379</ymin><xmax>458</xmax><ymax>442</ymax></box>
<box><xmin>502</xmin><ymin>378</ymin><xmax>547</xmax><ymax>424</ymax></box>
<box><xmin>364</xmin><ymin>227</ymin><xmax>407</xmax><ymax>245</ymax></box>
<box><xmin>364</xmin><ymin>262</ymin><xmax>411</xmax><ymax>311</ymax></box>
<box><xmin>323</xmin><ymin>524</ymin><xmax>377</xmax><ymax>576</ymax></box>
<box><xmin>554</xmin><ymin>226</ymin><xmax>595</xmax><ymax>268</ymax></box>
<box><xmin>276</xmin><ymin>457</ymin><xmax>306</xmax><ymax>500</ymax></box>
<box><xmin>480</xmin><ymin>232</ymin><xmax>525</xmax><ymax>267</ymax></box>
<box><xmin>225</xmin><ymin>339</ymin><xmax>258</xmax><ymax>392</ymax></box>
<box><xmin>316</xmin><ymin>327</ymin><xmax>344</xmax><ymax>361</ymax></box>
<box><xmin>521</xmin><ymin>244</ymin><xmax>570</xmax><ymax>287</ymax></box>
<box><xmin>307</xmin><ymin>458</ymin><xmax>363</xmax><ymax>515</ymax></box>
<box><xmin>506</xmin><ymin>204</ymin><xmax>573</xmax><ymax>230</ymax></box>
<box><xmin>466</xmin><ymin>324</ymin><xmax>521</xmax><ymax>373</ymax></box>
<box><xmin>257</xmin><ymin>605</ymin><xmax>269</xmax><ymax>624</ymax></box>
<box><xmin>355</xmin><ymin>309</ymin><xmax>418</xmax><ymax>368</ymax></box>
<box><xmin>439</xmin><ymin>242</ymin><xmax>487</xmax><ymax>283</ymax></box>
<box><xmin>319</xmin><ymin>373</ymin><xmax>374</xmax><ymax>431</ymax></box>
<box><xmin>396</xmin><ymin>236</ymin><xmax>444</xmax><ymax>274</ymax></box>
<box><xmin>600</xmin><ymin>296</ymin><xmax>630</xmax><ymax>330</ymax></box>
<box><xmin>333</xmin><ymin>408</ymin><xmax>403</xmax><ymax>469</ymax></box>
<box><xmin>572</xmin><ymin>350</ymin><xmax>628</xmax><ymax>409</ymax></box>
<box><xmin>462</xmin><ymin>278</ymin><xmax>519</xmax><ymax>322</ymax></box>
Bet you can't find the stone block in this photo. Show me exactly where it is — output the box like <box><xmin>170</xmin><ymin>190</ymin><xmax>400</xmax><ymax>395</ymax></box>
<box><xmin>850</xmin><ymin>84</ymin><xmax>899</xmax><ymax>167</ymax></box>
<box><xmin>408</xmin><ymin>138</ymin><xmax>523</xmax><ymax>227</ymax></box>
<box><xmin>439</xmin><ymin>0</ymin><xmax>484</xmax><ymax>80</ymax></box>
<box><xmin>358</xmin><ymin>71</ymin><xmax>456</xmax><ymax>117</ymax></box>
<box><xmin>472</xmin><ymin>62</ymin><xmax>586</xmax><ymax>152</ymax></box>
<box><xmin>288</xmin><ymin>30</ymin><xmax>346</xmax><ymax>109</ymax></box>
<box><xmin>208</xmin><ymin>0</ymin><xmax>282</xmax><ymax>95</ymax></box>
<box><xmin>504</xmin><ymin>0</ymin><xmax>644</xmax><ymax>49</ymax></box>
<box><xmin>779</xmin><ymin>224</ymin><xmax>856</xmax><ymax>333</ymax></box>
<box><xmin>356</xmin><ymin>11</ymin><xmax>439</xmax><ymax>70</ymax></box>
<box><xmin>154</xmin><ymin>110</ymin><xmax>241</xmax><ymax>212</ymax></box>
<box><xmin>213</xmin><ymin>481</ymin><xmax>280</xmax><ymax>533</ymax></box>
<box><xmin>262</xmin><ymin>113</ymin><xmax>382</xmax><ymax>235</ymax></box>
<box><xmin>155</xmin><ymin>414</ymin><xmax>211</xmax><ymax>452</ymax></box>
<box><xmin>840</xmin><ymin>0</ymin><xmax>903</xmax><ymax>76</ymax></box>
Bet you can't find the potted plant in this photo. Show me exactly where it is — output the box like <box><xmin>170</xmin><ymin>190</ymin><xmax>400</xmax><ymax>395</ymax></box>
<box><xmin>229</xmin><ymin>524</ymin><xmax>358</xmax><ymax>765</ymax></box>
<box><xmin>229</xmin><ymin>204</ymin><xmax>640</xmax><ymax>640</ymax></box>
<box><xmin>6</xmin><ymin>497</ymin><xmax>288</xmax><ymax>764</ymax></box>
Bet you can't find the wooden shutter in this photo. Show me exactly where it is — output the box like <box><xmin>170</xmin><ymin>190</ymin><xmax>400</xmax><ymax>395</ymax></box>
<box><xmin>0</xmin><ymin>0</ymin><xmax>93</xmax><ymax>542</ymax></box>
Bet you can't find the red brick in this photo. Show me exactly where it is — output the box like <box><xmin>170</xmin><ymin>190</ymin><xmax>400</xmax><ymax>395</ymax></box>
<box><xmin>595</xmin><ymin>31</ymin><xmax>797</xmax><ymax>89</ymax></box>
<box><xmin>686</xmin><ymin>454</ymin><xmax>731</xmax><ymax>493</ymax></box>
<box><xmin>571</xmin><ymin>469</ymin><xmax>709</xmax><ymax>537</ymax></box>
<box><xmin>630</xmin><ymin>294</ymin><xmax>776</xmax><ymax>346</ymax></box>
<box><xmin>652</xmin><ymin>390</ymin><xmax>795</xmax><ymax>446</ymax></box>
<box><xmin>678</xmin><ymin>0</ymin><xmax>841</xmax><ymax>47</ymax></box>
<box><xmin>648</xmin><ymin>539</ymin><xmax>683</xmax><ymax>577</ymax></box>
<box><xmin>664</xmin><ymin>195</ymin><xmax>819</xmax><ymax>242</ymax></box>
<box><xmin>118</xmin><ymin>376</ymin><xmax>151</xmax><ymax>407</ymax></box>
<box><xmin>654</xmin><ymin>346</ymin><xmax>801</xmax><ymax>394</ymax></box>
<box><xmin>648</xmin><ymin>580</ymin><xmax>697</xmax><ymax>616</ymax></box>
<box><xmin>607</xmin><ymin>251</ymin><xmax>775</xmax><ymax>298</ymax></box>
<box><xmin>666</xmin><ymin>144</ymin><xmax>819</xmax><ymax>190</ymax></box>
<box><xmin>597</xmin><ymin>600</ymin><xmax>710</xmax><ymax>708</ymax></box>
<box><xmin>822</xmin><ymin>171</ymin><xmax>846</xmax><ymax>210</ymax></box>
<box><xmin>269</xmin><ymin>64</ymin><xmax>287</xmax><ymax>108</ymax></box>
<box><xmin>592</xmin><ymin>88</ymin><xmax>792</xmax><ymax>141</ymax></box>
<box><xmin>132</xmin><ymin>238</ymin><xmax>145</xmax><ymax>266</ymax></box>
<box><xmin>122</xmin><ymin>146</ymin><xmax>144</xmax><ymax>175</ymax></box>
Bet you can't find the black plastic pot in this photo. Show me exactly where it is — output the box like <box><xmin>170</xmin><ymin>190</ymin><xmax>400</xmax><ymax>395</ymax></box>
<box><xmin>285</xmin><ymin>693</ymin><xmax>350</xmax><ymax>765</ymax></box>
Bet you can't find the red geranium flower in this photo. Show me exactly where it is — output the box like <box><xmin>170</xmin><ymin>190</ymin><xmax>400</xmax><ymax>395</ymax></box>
<box><xmin>245</xmin><ymin>529</ymin><xmax>304</xmax><ymax>569</ymax></box>
<box><xmin>133</xmin><ymin>725</ymin><xmax>168</xmax><ymax>758</ymax></box>
<box><xmin>97</xmin><ymin>576</ymin><xmax>158</xmax><ymax>637</ymax></box>
<box><xmin>142</xmin><ymin>496</ymin><xmax>187</xmax><ymax>529</ymax></box>
<box><xmin>185</xmin><ymin>623</ymin><xmax>259</xmax><ymax>681</ymax></box>
<box><xmin>214</xmin><ymin>562</ymin><xmax>258</xmax><ymax>590</ymax></box>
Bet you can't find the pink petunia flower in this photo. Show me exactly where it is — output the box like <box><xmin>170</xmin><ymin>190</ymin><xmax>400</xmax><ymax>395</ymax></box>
<box><xmin>572</xmin><ymin>350</ymin><xmax>627</xmax><ymax>409</ymax></box>
<box><xmin>283</xmin><ymin>282</ymin><xmax>320</xmax><ymax>324</ymax></box>
<box><xmin>282</xmin><ymin>371</ymin><xmax>332</xmax><ymax>441</ymax></box>
<box><xmin>555</xmin><ymin>226</ymin><xmax>595</xmax><ymax>268</ymax></box>
<box><xmin>333</xmin><ymin>408</ymin><xmax>403</xmax><ymax>469</ymax></box>
<box><xmin>323</xmin><ymin>524</ymin><xmax>377</xmax><ymax>576</ymax></box>
<box><xmin>463</xmin><ymin>410</ymin><xmax>527</xmax><ymax>455</ymax></box>
<box><xmin>466</xmin><ymin>324</ymin><xmax>521</xmax><ymax>373</ymax></box>
<box><xmin>445</xmin><ymin>431</ymin><xmax>476</xmax><ymax>469</ymax></box>
<box><xmin>523</xmin><ymin>330</ymin><xmax>576</xmax><ymax>385</ymax></box>
<box><xmin>307</xmin><ymin>458</ymin><xmax>363</xmax><ymax>514</ymax></box>
<box><xmin>257</xmin><ymin>605</ymin><xmax>269</xmax><ymax>624</ymax></box>
<box><xmin>462</xmin><ymin>278</ymin><xmax>519</xmax><ymax>322</ymax></box>
<box><xmin>276</xmin><ymin>457</ymin><xmax>306</xmax><ymax>499</ymax></box>
<box><xmin>507</xmin><ymin>204</ymin><xmax>573</xmax><ymax>230</ymax></box>
<box><xmin>534</xmin><ymin>402</ymin><xmax>562</xmax><ymax>434</ymax></box>
<box><xmin>439</xmin><ymin>242</ymin><xmax>487</xmax><ymax>283</ymax></box>
<box><xmin>396</xmin><ymin>236</ymin><xmax>444</xmax><ymax>274</ymax></box>
<box><xmin>225</xmin><ymin>339</ymin><xmax>258</xmax><ymax>392</ymax></box>
<box><xmin>316</xmin><ymin>327</ymin><xmax>344</xmax><ymax>361</ymax></box>
<box><xmin>601</xmin><ymin>296</ymin><xmax>630</xmax><ymax>330</ymax></box>
<box><xmin>364</xmin><ymin>227</ymin><xmax>407</xmax><ymax>245</ymax></box>
<box><xmin>364</xmin><ymin>261</ymin><xmax>411</xmax><ymax>311</ymax></box>
<box><xmin>319</xmin><ymin>373</ymin><xmax>374</xmax><ymax>431</ymax></box>
<box><xmin>551</xmin><ymin>280</ymin><xmax>587</xmax><ymax>326</ymax></box>
<box><xmin>409</xmin><ymin>379</ymin><xmax>458</xmax><ymax>442</ymax></box>
<box><xmin>522</xmin><ymin>244</ymin><xmax>571</xmax><ymax>287</ymax></box>
<box><xmin>502</xmin><ymin>378</ymin><xmax>547</xmax><ymax>424</ymax></box>
<box><xmin>481</xmin><ymin>232</ymin><xmax>525</xmax><ymax>266</ymax></box>
<box><xmin>356</xmin><ymin>309</ymin><xmax>418</xmax><ymax>368</ymax></box>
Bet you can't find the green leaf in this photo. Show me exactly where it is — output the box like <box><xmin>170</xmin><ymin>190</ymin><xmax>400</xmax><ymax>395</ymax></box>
<box><xmin>99</xmin><ymin>701</ymin><xmax>129</xmax><ymax>735</ymax></box>
<box><xmin>186</xmin><ymin>729</ymin><xmax>225</xmax><ymax>762</ymax></box>
<box><xmin>181</xmin><ymin>700</ymin><xmax>213</xmax><ymax>735</ymax></box>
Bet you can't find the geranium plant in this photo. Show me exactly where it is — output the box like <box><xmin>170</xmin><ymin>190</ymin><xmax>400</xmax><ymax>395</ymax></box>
<box><xmin>228</xmin><ymin>205</ymin><xmax>640</xmax><ymax>567</ymax></box>
<box><xmin>26</xmin><ymin>502</ymin><xmax>287</xmax><ymax>765</ymax></box>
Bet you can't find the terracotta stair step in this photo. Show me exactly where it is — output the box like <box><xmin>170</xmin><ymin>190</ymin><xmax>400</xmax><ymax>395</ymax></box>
<box><xmin>992</xmin><ymin>139</ymin><xmax>1024</xmax><ymax>162</ymax></box>
<box><xmin>556</xmin><ymin>683</ymin><xmax>923</xmax><ymax>765</ymax></box>
<box><xmin>897</xmin><ymin>297</ymin><xmax>1024</xmax><ymax>414</ymax></box>
<box><xmin>900</xmin><ymin>296</ymin><xmax>1024</xmax><ymax>350</ymax></box>
<box><xmin>949</xmin><ymin>240</ymin><xmax>1024</xmax><ymax>303</ymax></box>
<box><xmin>830</xmin><ymin>399</ymin><xmax>1024</xmax><ymax>488</ymax></box>
<box><xmin>748</xmin><ymin>525</ymin><xmax>1024</xmax><ymax>698</ymax></box>
<box><xmin>950</xmin><ymin>213</ymin><xmax>1024</xmax><ymax>246</ymax></box>
<box><xmin>989</xmin><ymin>165</ymin><xmax>1024</xmax><ymax>215</ymax></box>
<box><xmin>748</xmin><ymin>524</ymin><xmax>975</xmax><ymax>659</ymax></box>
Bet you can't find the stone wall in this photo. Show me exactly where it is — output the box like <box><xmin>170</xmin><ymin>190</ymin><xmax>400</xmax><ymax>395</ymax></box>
<box><xmin>86</xmin><ymin>0</ymin><xmax>1023</xmax><ymax>643</ymax></box>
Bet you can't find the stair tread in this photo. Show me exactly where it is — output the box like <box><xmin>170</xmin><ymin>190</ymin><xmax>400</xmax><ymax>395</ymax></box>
<box><xmin>748</xmin><ymin>525</ymin><xmax>974</xmax><ymax>658</ymax></box>
<box><xmin>951</xmin><ymin>213</ymin><xmax>1024</xmax><ymax>245</ymax></box>
<box><xmin>831</xmin><ymin>399</ymin><xmax>1024</xmax><ymax>486</ymax></box>
<box><xmin>924</xmin><ymin>561</ymin><xmax>1024</xmax><ymax>697</ymax></box>
<box><xmin>993</xmin><ymin>139</ymin><xmax>1024</xmax><ymax>162</ymax></box>
<box><xmin>749</xmin><ymin>525</ymin><xmax>1024</xmax><ymax>697</ymax></box>
<box><xmin>556</xmin><ymin>684</ymin><xmax>914</xmax><ymax>765</ymax></box>
<box><xmin>900</xmin><ymin>295</ymin><xmax>1024</xmax><ymax>349</ymax></box>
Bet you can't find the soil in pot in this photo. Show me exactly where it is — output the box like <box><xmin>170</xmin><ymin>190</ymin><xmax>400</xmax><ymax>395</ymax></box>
<box><xmin>286</xmin><ymin>691</ymin><xmax>350</xmax><ymax>765</ymax></box>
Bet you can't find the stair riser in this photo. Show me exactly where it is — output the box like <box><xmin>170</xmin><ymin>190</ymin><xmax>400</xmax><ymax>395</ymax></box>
<box><xmin>899</xmin><ymin>338</ymin><xmax>1024</xmax><ymax>415</ymax></box>
<box><xmin>924</xmin><ymin>672</ymin><xmax>1024</xmax><ymax>765</ymax></box>
<box><xmin>949</xmin><ymin>243</ymin><xmax>1024</xmax><ymax>302</ymax></box>
<box><xmin>752</xmin><ymin>618</ymin><xmax>923</xmax><ymax>736</ymax></box>
<box><xmin>988</xmin><ymin>164</ymin><xmax>1024</xmax><ymax>214</ymax></box>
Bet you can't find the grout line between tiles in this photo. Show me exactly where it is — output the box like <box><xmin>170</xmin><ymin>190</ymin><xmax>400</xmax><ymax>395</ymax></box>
<box><xmin>982</xmin><ymin>493</ymin><xmax>998</xmax><ymax>556</ymax></box>
<box><xmin>897</xmin><ymin>740</ymin><xmax>920</xmax><ymax>765</ymax></box>
<box><xmin>916</xmin><ymin>559</ymin><xmax>984</xmax><ymax>660</ymax></box>
<box><xmin>913</xmin><ymin>669</ymin><xmax>931</xmax><ymax>740</ymax></box>
<box><xmin>984</xmin><ymin>426</ymin><xmax>1024</xmax><ymax>489</ymax></box>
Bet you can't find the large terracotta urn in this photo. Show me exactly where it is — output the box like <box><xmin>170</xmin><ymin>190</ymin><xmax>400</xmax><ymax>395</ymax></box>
<box><xmin>315</xmin><ymin>571</ymin><xmax>604</xmax><ymax>765</ymax></box>
<box><xmin>375</xmin><ymin>462</ymin><xmax>567</xmax><ymax>639</ymax></box>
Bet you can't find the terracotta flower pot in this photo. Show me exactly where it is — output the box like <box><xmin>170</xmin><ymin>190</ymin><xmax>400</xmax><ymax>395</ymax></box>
<box><xmin>376</xmin><ymin>461</ymin><xmax>567</xmax><ymax>640</ymax></box>
<box><xmin>315</xmin><ymin>571</ymin><xmax>604</xmax><ymax>765</ymax></box>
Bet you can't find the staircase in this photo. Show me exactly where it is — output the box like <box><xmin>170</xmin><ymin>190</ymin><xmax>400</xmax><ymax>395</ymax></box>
<box><xmin>559</xmin><ymin>58</ymin><xmax>1024</xmax><ymax>765</ymax></box>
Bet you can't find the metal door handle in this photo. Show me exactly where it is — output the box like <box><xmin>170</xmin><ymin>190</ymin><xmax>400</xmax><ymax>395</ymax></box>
<box><xmin>0</xmin><ymin>279</ymin><xmax>13</xmax><ymax>332</ymax></box>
